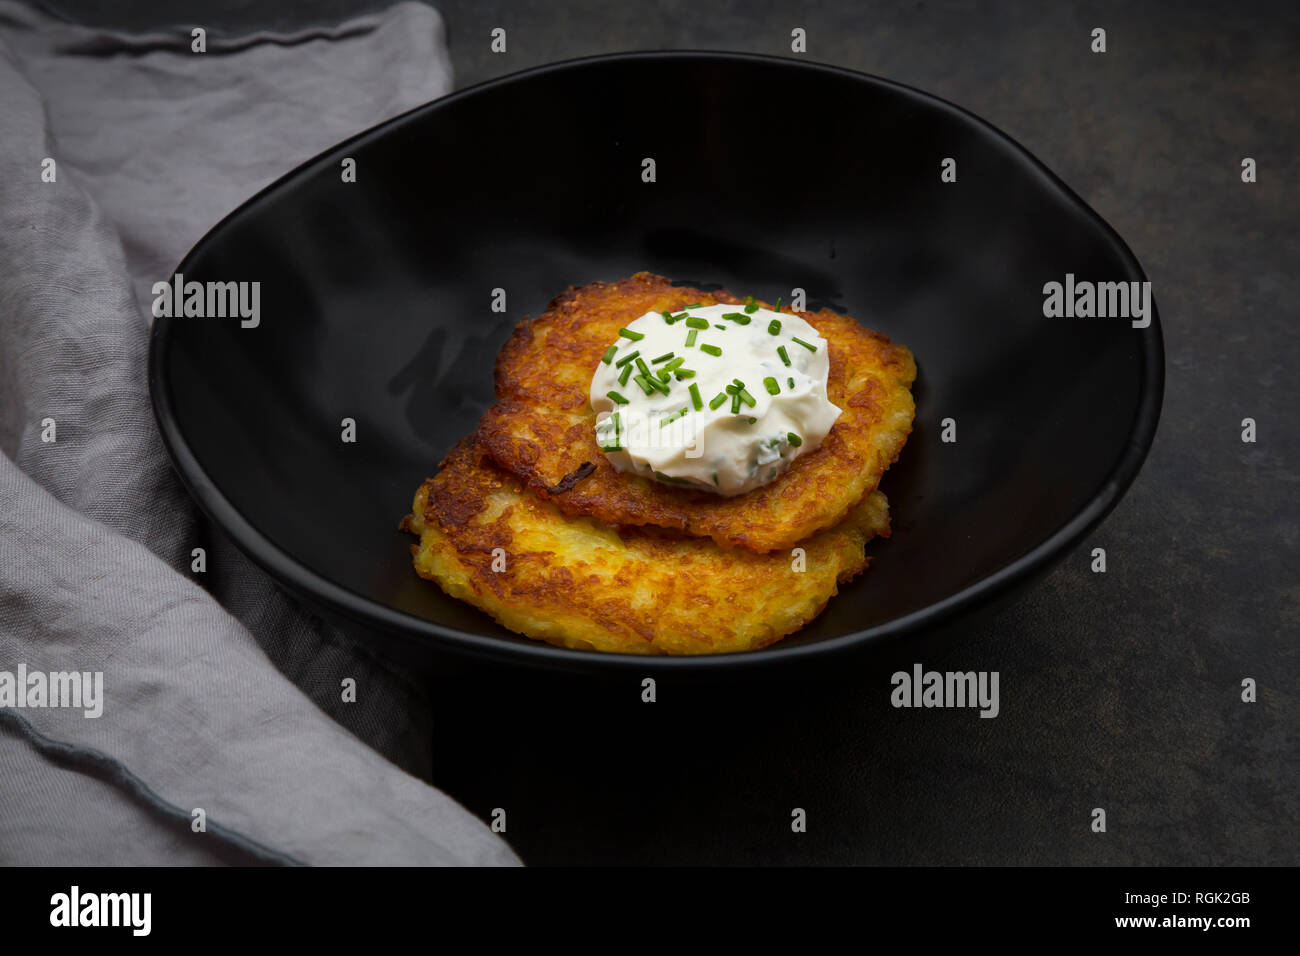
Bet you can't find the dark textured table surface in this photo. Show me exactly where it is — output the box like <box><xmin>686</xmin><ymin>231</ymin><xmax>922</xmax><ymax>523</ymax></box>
<box><xmin>47</xmin><ymin>0</ymin><xmax>1297</xmax><ymax>865</ymax></box>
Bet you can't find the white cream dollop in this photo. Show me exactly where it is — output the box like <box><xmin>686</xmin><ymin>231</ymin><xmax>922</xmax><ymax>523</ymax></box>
<box><xmin>589</xmin><ymin>302</ymin><xmax>841</xmax><ymax>496</ymax></box>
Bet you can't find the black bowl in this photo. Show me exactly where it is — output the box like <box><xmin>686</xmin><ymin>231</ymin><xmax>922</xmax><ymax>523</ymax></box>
<box><xmin>149</xmin><ymin>52</ymin><xmax>1163</xmax><ymax>672</ymax></box>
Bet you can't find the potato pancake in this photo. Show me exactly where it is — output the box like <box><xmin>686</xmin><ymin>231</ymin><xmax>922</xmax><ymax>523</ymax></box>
<box><xmin>402</xmin><ymin>438</ymin><xmax>892</xmax><ymax>655</ymax></box>
<box><xmin>476</xmin><ymin>272</ymin><xmax>915</xmax><ymax>552</ymax></box>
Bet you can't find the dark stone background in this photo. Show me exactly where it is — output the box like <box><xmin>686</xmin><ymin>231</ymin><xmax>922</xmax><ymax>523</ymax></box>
<box><xmin>40</xmin><ymin>0</ymin><xmax>1297</xmax><ymax>864</ymax></box>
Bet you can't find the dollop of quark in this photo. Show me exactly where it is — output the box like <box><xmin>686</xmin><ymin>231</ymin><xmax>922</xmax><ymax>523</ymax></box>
<box><xmin>589</xmin><ymin>301</ymin><xmax>841</xmax><ymax>496</ymax></box>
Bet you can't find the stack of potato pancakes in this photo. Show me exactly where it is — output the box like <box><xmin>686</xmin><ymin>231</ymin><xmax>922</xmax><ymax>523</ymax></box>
<box><xmin>401</xmin><ymin>273</ymin><xmax>916</xmax><ymax>655</ymax></box>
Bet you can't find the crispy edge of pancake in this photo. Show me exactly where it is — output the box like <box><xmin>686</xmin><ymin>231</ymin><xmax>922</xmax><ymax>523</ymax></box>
<box><xmin>475</xmin><ymin>272</ymin><xmax>916</xmax><ymax>553</ymax></box>
<box><xmin>400</xmin><ymin>439</ymin><xmax>892</xmax><ymax>656</ymax></box>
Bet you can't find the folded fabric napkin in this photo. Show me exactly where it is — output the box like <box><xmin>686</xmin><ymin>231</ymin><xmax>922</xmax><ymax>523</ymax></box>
<box><xmin>0</xmin><ymin>0</ymin><xmax>519</xmax><ymax>865</ymax></box>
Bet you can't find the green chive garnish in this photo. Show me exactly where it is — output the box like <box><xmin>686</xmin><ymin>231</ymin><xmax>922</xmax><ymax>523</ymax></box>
<box><xmin>777</xmin><ymin>345</ymin><xmax>791</xmax><ymax>366</ymax></box>
<box><xmin>601</xmin><ymin>345</ymin><xmax>618</xmax><ymax>364</ymax></box>
<box><xmin>775</xmin><ymin>297</ymin><xmax>782</xmax><ymax>312</ymax></box>
<box><xmin>787</xmin><ymin>432</ymin><xmax>803</xmax><ymax>447</ymax></box>
<box><xmin>661</xmin><ymin>311</ymin><xmax>675</xmax><ymax>323</ymax></box>
<box><xmin>660</xmin><ymin>406</ymin><xmax>689</xmax><ymax>427</ymax></box>
<box><xmin>791</xmin><ymin>336</ymin><xmax>817</xmax><ymax>352</ymax></box>
<box><xmin>700</xmin><ymin>344</ymin><xmax>722</xmax><ymax>356</ymax></box>
<box><xmin>673</xmin><ymin>368</ymin><xmax>695</xmax><ymax>380</ymax></box>
<box><xmin>725</xmin><ymin>383</ymin><xmax>739</xmax><ymax>394</ymax></box>
<box><xmin>747</xmin><ymin>417</ymin><xmax>757</xmax><ymax>424</ymax></box>
<box><xmin>787</xmin><ymin>376</ymin><xmax>795</xmax><ymax>389</ymax></box>
<box><xmin>615</xmin><ymin>349</ymin><xmax>641</xmax><ymax>367</ymax></box>
<box><xmin>619</xmin><ymin>328</ymin><xmax>644</xmax><ymax>341</ymax></box>
<box><xmin>683</xmin><ymin>302</ymin><xmax>701</xmax><ymax>308</ymax></box>
<box><xmin>709</xmin><ymin>392</ymin><xmax>728</xmax><ymax>410</ymax></box>
<box><xmin>738</xmin><ymin>388</ymin><xmax>756</xmax><ymax>408</ymax></box>
<box><xmin>685</xmin><ymin>316</ymin><xmax>708</xmax><ymax>329</ymax></box>
<box><xmin>767</xmin><ymin>320</ymin><xmax>781</xmax><ymax>335</ymax></box>
<box><xmin>607</xmin><ymin>390</ymin><xmax>629</xmax><ymax>405</ymax></box>
<box><xmin>651</xmin><ymin>352</ymin><xmax>675</xmax><ymax>364</ymax></box>
<box><xmin>633</xmin><ymin>374</ymin><xmax>654</xmax><ymax>395</ymax></box>
<box><xmin>714</xmin><ymin>324</ymin><xmax>726</xmax><ymax>330</ymax></box>
<box><xmin>654</xmin><ymin>471</ymin><xmax>694</xmax><ymax>485</ymax></box>
<box><xmin>689</xmin><ymin>383</ymin><xmax>703</xmax><ymax>410</ymax></box>
<box><xmin>618</xmin><ymin>363</ymin><xmax>633</xmax><ymax>386</ymax></box>
<box><xmin>763</xmin><ymin>377</ymin><xmax>780</xmax><ymax>395</ymax></box>
<box><xmin>730</xmin><ymin>393</ymin><xmax>741</xmax><ymax>414</ymax></box>
<box><xmin>744</xmin><ymin>297</ymin><xmax>759</xmax><ymax>314</ymax></box>
<box><xmin>685</xmin><ymin>329</ymin><xmax>698</xmax><ymax>347</ymax></box>
<box><xmin>650</xmin><ymin>375</ymin><xmax>670</xmax><ymax>395</ymax></box>
<box><xmin>722</xmin><ymin>311</ymin><xmax>752</xmax><ymax>325</ymax></box>
<box><xmin>664</xmin><ymin>356</ymin><xmax>685</xmax><ymax>371</ymax></box>
<box><xmin>635</xmin><ymin>357</ymin><xmax>651</xmax><ymax>378</ymax></box>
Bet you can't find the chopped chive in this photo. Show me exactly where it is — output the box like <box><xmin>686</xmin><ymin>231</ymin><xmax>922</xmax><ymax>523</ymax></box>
<box><xmin>744</xmin><ymin>297</ymin><xmax>759</xmax><ymax>314</ymax></box>
<box><xmin>775</xmin><ymin>297</ymin><xmax>782</xmax><ymax>312</ymax></box>
<box><xmin>685</xmin><ymin>316</ymin><xmax>709</xmax><ymax>329</ymax></box>
<box><xmin>671</xmin><ymin>312</ymin><xmax>689</xmax><ymax>321</ymax></box>
<box><xmin>664</xmin><ymin>356</ymin><xmax>685</xmax><ymax>371</ymax></box>
<box><xmin>714</xmin><ymin>324</ymin><xmax>726</xmax><ymax>330</ymax></box>
<box><xmin>787</xmin><ymin>432</ymin><xmax>803</xmax><ymax>447</ymax></box>
<box><xmin>689</xmin><ymin>383</ymin><xmax>703</xmax><ymax>410</ymax></box>
<box><xmin>791</xmin><ymin>336</ymin><xmax>817</xmax><ymax>352</ymax></box>
<box><xmin>725</xmin><ymin>383</ymin><xmax>739</xmax><ymax>394</ymax></box>
<box><xmin>673</xmin><ymin>368</ymin><xmax>695</xmax><ymax>380</ymax></box>
<box><xmin>708</xmin><ymin>392</ymin><xmax>728</xmax><ymax>410</ymax></box>
<box><xmin>599</xmin><ymin>413</ymin><xmax>621</xmax><ymax>451</ymax></box>
<box><xmin>651</xmin><ymin>352</ymin><xmax>675</xmax><ymax>364</ymax></box>
<box><xmin>618</xmin><ymin>363</ymin><xmax>633</xmax><ymax>386</ymax></box>
<box><xmin>601</xmin><ymin>345</ymin><xmax>618</xmax><ymax>364</ymax></box>
<box><xmin>635</xmin><ymin>357</ymin><xmax>651</xmax><ymax>378</ymax></box>
<box><xmin>661</xmin><ymin>310</ymin><xmax>675</xmax><ymax>324</ymax></box>
<box><xmin>747</xmin><ymin>417</ymin><xmax>757</xmax><ymax>424</ymax></box>
<box><xmin>700</xmin><ymin>344</ymin><xmax>722</xmax><ymax>357</ymax></box>
<box><xmin>656</xmin><ymin>369</ymin><xmax>670</xmax><ymax>383</ymax></box>
<box><xmin>730</xmin><ymin>392</ymin><xmax>741</xmax><ymax>414</ymax></box>
<box><xmin>619</xmin><ymin>327</ymin><xmax>645</xmax><ymax>341</ymax></box>
<box><xmin>777</xmin><ymin>345</ymin><xmax>791</xmax><ymax>366</ymax></box>
<box><xmin>607</xmin><ymin>390</ymin><xmax>629</xmax><ymax>405</ymax></box>
<box><xmin>683</xmin><ymin>302</ymin><xmax>701</xmax><ymax>308</ymax></box>
<box><xmin>787</xmin><ymin>376</ymin><xmax>795</xmax><ymax>389</ymax></box>
<box><xmin>767</xmin><ymin>320</ymin><xmax>782</xmax><ymax>335</ymax></box>
<box><xmin>763</xmin><ymin>376</ymin><xmax>780</xmax><ymax>395</ymax></box>
<box><xmin>659</xmin><ymin>406</ymin><xmax>689</xmax><ymax>427</ymax></box>
<box><xmin>615</xmin><ymin>349</ymin><xmax>641</xmax><ymax>367</ymax></box>
<box><xmin>738</xmin><ymin>388</ymin><xmax>756</xmax><ymax>408</ymax></box>
<box><xmin>685</xmin><ymin>329</ymin><xmax>699</xmax><ymax>347</ymax></box>
<box><xmin>633</xmin><ymin>374</ymin><xmax>654</xmax><ymax>395</ymax></box>
<box><xmin>722</xmin><ymin>311</ymin><xmax>752</xmax><ymax>325</ymax></box>
<box><xmin>654</xmin><ymin>470</ymin><xmax>694</xmax><ymax>485</ymax></box>
<box><xmin>732</xmin><ymin>378</ymin><xmax>746</xmax><ymax>387</ymax></box>
<box><xmin>650</xmin><ymin>375</ymin><xmax>670</xmax><ymax>395</ymax></box>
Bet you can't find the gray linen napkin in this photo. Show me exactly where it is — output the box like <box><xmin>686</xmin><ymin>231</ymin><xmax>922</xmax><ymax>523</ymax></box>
<box><xmin>0</xmin><ymin>0</ymin><xmax>519</xmax><ymax>865</ymax></box>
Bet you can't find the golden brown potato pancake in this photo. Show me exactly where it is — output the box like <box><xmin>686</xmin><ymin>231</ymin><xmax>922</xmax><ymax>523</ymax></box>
<box><xmin>402</xmin><ymin>438</ymin><xmax>892</xmax><ymax>655</ymax></box>
<box><xmin>476</xmin><ymin>272</ymin><xmax>915</xmax><ymax>552</ymax></box>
